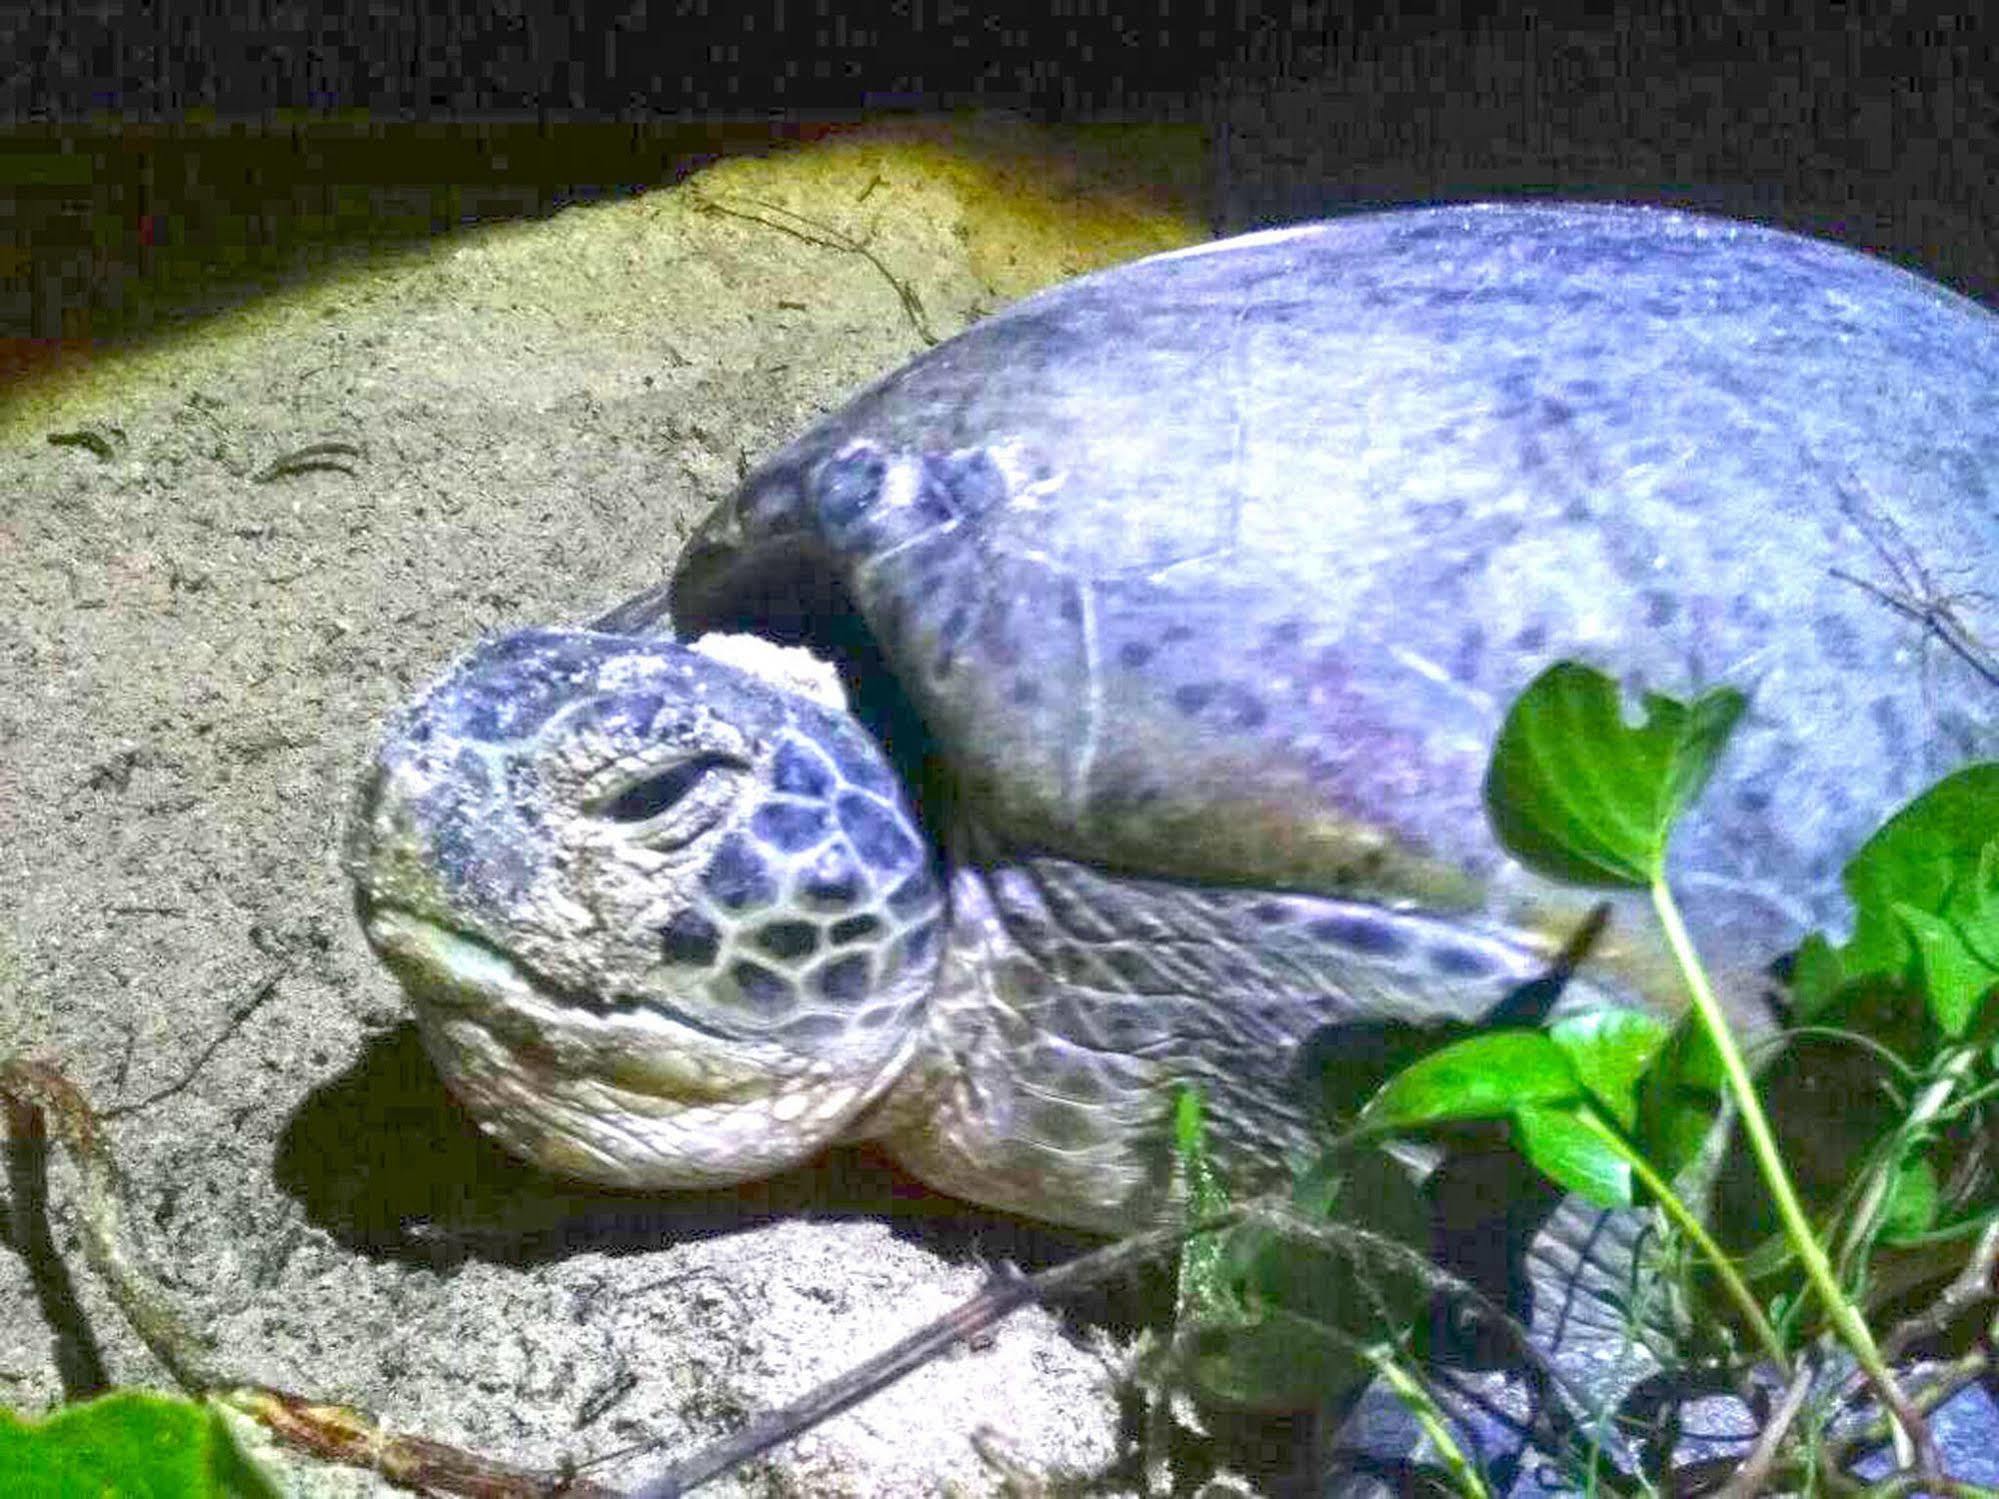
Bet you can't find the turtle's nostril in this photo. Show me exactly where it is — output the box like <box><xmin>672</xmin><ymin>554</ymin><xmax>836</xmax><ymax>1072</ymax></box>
<box><xmin>596</xmin><ymin>753</ymin><xmax>744</xmax><ymax>823</ymax></box>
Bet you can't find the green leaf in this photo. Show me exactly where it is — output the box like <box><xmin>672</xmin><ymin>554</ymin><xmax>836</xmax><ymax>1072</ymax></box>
<box><xmin>1636</xmin><ymin>1011</ymin><xmax>1726</xmax><ymax>1184</ymax></box>
<box><xmin>1361</xmin><ymin>1031</ymin><xmax>1580</xmax><ymax>1131</ymax></box>
<box><xmin>1482</xmin><ymin>662</ymin><xmax>1747</xmax><ymax>889</ymax></box>
<box><xmin>1189</xmin><ymin>1148</ymin><xmax>1430</xmax><ymax>1411</ymax></box>
<box><xmin>1799</xmin><ymin>767</ymin><xmax>1999</xmax><ymax>1037</ymax></box>
<box><xmin>1787</xmin><ymin>932</ymin><xmax>1849</xmax><ymax>1023</ymax></box>
<box><xmin>0</xmin><ymin>1391</ymin><xmax>278</xmax><ymax>1498</ymax></box>
<box><xmin>1172</xmin><ymin>1087</ymin><xmax>1242</xmax><ymax>1326</ymax></box>
<box><xmin>1897</xmin><ymin>901</ymin><xmax>1996</xmax><ymax>1040</ymax></box>
<box><xmin>1881</xmin><ymin>1155</ymin><xmax>1940</xmax><ymax>1245</ymax></box>
<box><xmin>1512</xmin><ymin>1104</ymin><xmax>1634</xmax><ymax>1207</ymax></box>
<box><xmin>1549</xmin><ymin>1009</ymin><xmax>1670</xmax><ymax>1130</ymax></box>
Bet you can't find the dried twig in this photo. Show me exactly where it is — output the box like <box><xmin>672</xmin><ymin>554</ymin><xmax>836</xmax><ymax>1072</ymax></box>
<box><xmin>630</xmin><ymin>1187</ymin><xmax>1619</xmax><ymax>1497</ymax></box>
<box><xmin>1879</xmin><ymin>1218</ymin><xmax>1999</xmax><ymax>1364</ymax></box>
<box><xmin>46</xmin><ymin>426</ymin><xmax>126</xmax><ymax>460</ymax></box>
<box><xmin>0</xmin><ymin>1057</ymin><xmax>614</xmax><ymax>1498</ymax></box>
<box><xmin>1713</xmin><ymin>1361</ymin><xmax>1815</xmax><ymax>1499</ymax></box>
<box><xmin>251</xmin><ymin>440</ymin><xmax>363</xmax><ymax>484</ymax></box>
<box><xmin>691</xmin><ymin>191</ymin><xmax>939</xmax><ymax>346</ymax></box>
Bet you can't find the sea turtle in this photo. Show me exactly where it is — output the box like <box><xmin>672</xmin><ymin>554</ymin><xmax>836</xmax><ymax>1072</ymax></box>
<box><xmin>345</xmin><ymin>203</ymin><xmax>1999</xmax><ymax>1484</ymax></box>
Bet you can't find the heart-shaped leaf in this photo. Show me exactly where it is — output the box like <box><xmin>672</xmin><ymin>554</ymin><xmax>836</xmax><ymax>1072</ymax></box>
<box><xmin>1483</xmin><ymin>662</ymin><xmax>1746</xmax><ymax>888</ymax></box>
<box><xmin>1786</xmin><ymin>766</ymin><xmax>1999</xmax><ymax>1038</ymax></box>
<box><xmin>1360</xmin><ymin>1030</ymin><xmax>1580</xmax><ymax>1131</ymax></box>
<box><xmin>1550</xmin><ymin>1008</ymin><xmax>1670</xmax><ymax>1131</ymax></box>
<box><xmin>1881</xmin><ymin>1154</ymin><xmax>1941</xmax><ymax>1245</ymax></box>
<box><xmin>1636</xmin><ymin>1010</ymin><xmax>1727</xmax><ymax>1184</ymax></box>
<box><xmin>1513</xmin><ymin>1103</ymin><xmax>1634</xmax><ymax>1207</ymax></box>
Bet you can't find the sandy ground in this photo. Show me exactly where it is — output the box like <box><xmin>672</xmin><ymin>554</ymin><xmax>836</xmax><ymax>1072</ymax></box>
<box><xmin>0</xmin><ymin>124</ymin><xmax>1249</xmax><ymax>1495</ymax></box>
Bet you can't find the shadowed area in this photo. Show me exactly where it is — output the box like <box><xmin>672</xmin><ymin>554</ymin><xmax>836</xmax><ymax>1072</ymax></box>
<box><xmin>274</xmin><ymin>1025</ymin><xmax>1105</xmax><ymax>1275</ymax></box>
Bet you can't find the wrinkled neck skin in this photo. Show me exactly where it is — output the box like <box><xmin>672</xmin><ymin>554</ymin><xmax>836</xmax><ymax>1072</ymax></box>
<box><xmin>869</xmin><ymin>845</ymin><xmax>1637</xmax><ymax>1236</ymax></box>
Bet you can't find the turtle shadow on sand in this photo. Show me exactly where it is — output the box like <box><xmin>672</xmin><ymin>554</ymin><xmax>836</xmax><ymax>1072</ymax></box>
<box><xmin>274</xmin><ymin>1025</ymin><xmax>1108</xmax><ymax>1278</ymax></box>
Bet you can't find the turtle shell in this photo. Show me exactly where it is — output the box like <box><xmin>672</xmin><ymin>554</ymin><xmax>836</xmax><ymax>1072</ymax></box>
<box><xmin>606</xmin><ymin>202</ymin><xmax>1999</xmax><ymax>1006</ymax></box>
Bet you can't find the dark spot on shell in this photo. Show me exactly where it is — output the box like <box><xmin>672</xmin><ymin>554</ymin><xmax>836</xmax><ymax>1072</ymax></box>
<box><xmin>838</xmin><ymin>792</ymin><xmax>919</xmax><ymax>875</ymax></box>
<box><xmin>1173</xmin><ymin>681</ymin><xmax>1265</xmax><ymax>728</ymax></box>
<box><xmin>730</xmin><ymin>959</ymin><xmax>795</xmax><ymax>1015</ymax></box>
<box><xmin>1453</xmin><ymin>624</ymin><xmax>1485</xmax><ymax>681</ymax></box>
<box><xmin>830</xmin><ymin>914</ymin><xmax>883</xmax><ymax>945</ymax></box>
<box><xmin>1059</xmin><ymin>593</ymin><xmax>1082</xmax><ymax>624</ymax></box>
<box><xmin>1162</xmin><ymin>623</ymin><xmax>1195</xmax><ymax>644</ymax></box>
<box><xmin>754</xmin><ymin>920</ymin><xmax>819</xmax><ymax>961</ymax></box>
<box><xmin>657</xmin><ymin>910</ymin><xmax>721</xmax><ymax>967</ymax></box>
<box><xmin>1302</xmin><ymin>749</ymin><xmax>1346</xmax><ymax>786</ymax></box>
<box><xmin>1870</xmin><ymin>697</ymin><xmax>1908</xmax><ymax>760</ymax></box>
<box><xmin>1250</xmin><ymin>899</ymin><xmax>1293</xmax><ymax>925</ymax></box>
<box><xmin>1815</xmin><ymin>610</ymin><xmax>1863</xmax><ymax>669</ymax></box>
<box><xmin>1514</xmin><ymin>622</ymin><xmax>1549</xmax><ymax>653</ymax></box>
<box><xmin>817</xmin><ymin>447</ymin><xmax>886</xmax><ymax>530</ymax></box>
<box><xmin>1306</xmin><ymin>913</ymin><xmax>1409</xmax><ymax>958</ymax></box>
<box><xmin>751</xmin><ymin>799</ymin><xmax>830</xmax><ymax>853</ymax></box>
<box><xmin>1729</xmin><ymin>595</ymin><xmax>1773</xmax><ymax>631</ymax></box>
<box><xmin>886</xmin><ymin>868</ymin><xmax>938</xmax><ymax>917</ymax></box>
<box><xmin>1009</xmin><ymin>679</ymin><xmax>1042</xmax><ymax>705</ymax></box>
<box><xmin>704</xmin><ymin>835</ymin><xmax>776</xmax><ymax>912</ymax></box>
<box><xmin>815</xmin><ymin>953</ymin><xmax>873</xmax><ymax>1005</ymax></box>
<box><xmin>1642</xmin><ymin>590</ymin><xmax>1680</xmax><ymax>627</ymax></box>
<box><xmin>1428</xmin><ymin>944</ymin><xmax>1497</xmax><ymax>979</ymax></box>
<box><xmin>1118</xmin><ymin>640</ymin><xmax>1155</xmax><ymax>669</ymax></box>
<box><xmin>1266</xmin><ymin>618</ymin><xmax>1305</xmax><ymax>647</ymax></box>
<box><xmin>771</xmin><ymin>739</ymin><xmax>834</xmax><ymax>797</ymax></box>
<box><xmin>798</xmin><ymin>844</ymin><xmax>865</xmax><ymax>910</ymax></box>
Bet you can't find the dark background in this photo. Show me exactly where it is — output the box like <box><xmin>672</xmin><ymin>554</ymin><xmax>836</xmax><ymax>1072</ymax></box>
<box><xmin>3</xmin><ymin>4</ymin><xmax>1996</xmax><ymax>375</ymax></box>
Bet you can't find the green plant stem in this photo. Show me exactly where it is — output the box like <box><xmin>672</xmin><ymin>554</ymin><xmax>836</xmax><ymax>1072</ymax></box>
<box><xmin>1650</xmin><ymin>880</ymin><xmax>1935</xmax><ymax>1473</ymax></box>
<box><xmin>1359</xmin><ymin>1342</ymin><xmax>1488</xmax><ymax>1499</ymax></box>
<box><xmin>1836</xmin><ymin>1044</ymin><xmax>1980</xmax><ymax>1282</ymax></box>
<box><xmin>1571</xmin><ymin>1107</ymin><xmax>1788</xmax><ymax>1371</ymax></box>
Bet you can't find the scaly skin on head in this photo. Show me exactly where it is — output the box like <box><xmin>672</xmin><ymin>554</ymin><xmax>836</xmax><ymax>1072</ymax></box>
<box><xmin>344</xmin><ymin>627</ymin><xmax>943</xmax><ymax>1186</ymax></box>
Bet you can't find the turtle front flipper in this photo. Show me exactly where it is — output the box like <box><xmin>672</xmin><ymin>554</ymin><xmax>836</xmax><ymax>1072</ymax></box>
<box><xmin>881</xmin><ymin>851</ymin><xmax>1641</xmax><ymax>1234</ymax></box>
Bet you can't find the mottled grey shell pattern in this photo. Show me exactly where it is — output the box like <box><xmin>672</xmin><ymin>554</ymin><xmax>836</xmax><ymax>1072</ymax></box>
<box><xmin>629</xmin><ymin>202</ymin><xmax>1998</xmax><ymax>1003</ymax></box>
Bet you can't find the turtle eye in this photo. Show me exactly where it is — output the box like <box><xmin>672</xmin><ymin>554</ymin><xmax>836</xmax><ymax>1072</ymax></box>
<box><xmin>598</xmin><ymin>753</ymin><xmax>743</xmax><ymax>823</ymax></box>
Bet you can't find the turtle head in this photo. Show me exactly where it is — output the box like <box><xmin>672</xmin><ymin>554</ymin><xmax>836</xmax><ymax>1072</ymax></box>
<box><xmin>344</xmin><ymin>627</ymin><xmax>944</xmax><ymax>1188</ymax></box>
